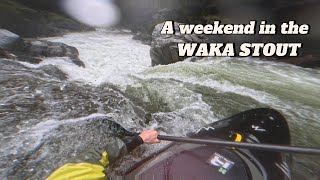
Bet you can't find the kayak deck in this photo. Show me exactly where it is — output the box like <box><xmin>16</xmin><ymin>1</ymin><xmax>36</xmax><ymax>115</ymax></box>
<box><xmin>124</xmin><ymin>108</ymin><xmax>292</xmax><ymax>180</ymax></box>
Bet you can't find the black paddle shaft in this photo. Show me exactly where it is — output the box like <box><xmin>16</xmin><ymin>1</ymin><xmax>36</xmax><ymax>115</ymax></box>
<box><xmin>104</xmin><ymin>118</ymin><xmax>320</xmax><ymax>155</ymax></box>
<box><xmin>158</xmin><ymin>135</ymin><xmax>320</xmax><ymax>155</ymax></box>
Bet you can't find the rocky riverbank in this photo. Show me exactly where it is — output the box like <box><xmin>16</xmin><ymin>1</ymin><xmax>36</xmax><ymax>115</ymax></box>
<box><xmin>0</xmin><ymin>29</ymin><xmax>84</xmax><ymax>67</ymax></box>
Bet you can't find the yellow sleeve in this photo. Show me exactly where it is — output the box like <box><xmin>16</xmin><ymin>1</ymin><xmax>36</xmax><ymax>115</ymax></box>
<box><xmin>46</xmin><ymin>151</ymin><xmax>109</xmax><ymax>180</ymax></box>
<box><xmin>46</xmin><ymin>163</ymin><xmax>105</xmax><ymax>180</ymax></box>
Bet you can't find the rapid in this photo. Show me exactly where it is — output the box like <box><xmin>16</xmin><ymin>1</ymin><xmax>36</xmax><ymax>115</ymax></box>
<box><xmin>0</xmin><ymin>29</ymin><xmax>319</xmax><ymax>179</ymax></box>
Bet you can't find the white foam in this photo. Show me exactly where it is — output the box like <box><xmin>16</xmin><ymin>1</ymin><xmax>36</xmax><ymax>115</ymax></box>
<box><xmin>43</xmin><ymin>30</ymin><xmax>151</xmax><ymax>86</ymax></box>
<box><xmin>0</xmin><ymin>113</ymin><xmax>109</xmax><ymax>157</ymax></box>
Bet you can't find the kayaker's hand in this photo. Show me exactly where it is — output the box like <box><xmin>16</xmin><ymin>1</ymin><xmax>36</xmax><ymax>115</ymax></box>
<box><xmin>139</xmin><ymin>130</ymin><xmax>160</xmax><ymax>144</ymax></box>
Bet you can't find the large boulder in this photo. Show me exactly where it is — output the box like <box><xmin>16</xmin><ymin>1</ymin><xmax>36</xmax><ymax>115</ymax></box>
<box><xmin>132</xmin><ymin>32</ymin><xmax>152</xmax><ymax>45</ymax></box>
<box><xmin>129</xmin><ymin>8</ymin><xmax>184</xmax><ymax>45</ymax></box>
<box><xmin>150</xmin><ymin>22</ymin><xmax>208</xmax><ymax>66</ymax></box>
<box><xmin>0</xmin><ymin>29</ymin><xmax>85</xmax><ymax>67</ymax></box>
<box><xmin>21</xmin><ymin>40</ymin><xmax>85</xmax><ymax>67</ymax></box>
<box><xmin>0</xmin><ymin>29</ymin><xmax>25</xmax><ymax>51</ymax></box>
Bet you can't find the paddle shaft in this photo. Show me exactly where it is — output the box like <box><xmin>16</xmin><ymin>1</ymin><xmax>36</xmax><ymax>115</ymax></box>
<box><xmin>158</xmin><ymin>135</ymin><xmax>320</xmax><ymax>155</ymax></box>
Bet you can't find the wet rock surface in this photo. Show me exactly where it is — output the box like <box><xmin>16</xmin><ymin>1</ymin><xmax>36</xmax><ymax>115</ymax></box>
<box><xmin>150</xmin><ymin>22</ymin><xmax>207</xmax><ymax>66</ymax></box>
<box><xmin>126</xmin><ymin>8</ymin><xmax>185</xmax><ymax>45</ymax></box>
<box><xmin>0</xmin><ymin>29</ymin><xmax>85</xmax><ymax>67</ymax></box>
<box><xmin>23</xmin><ymin>40</ymin><xmax>85</xmax><ymax>67</ymax></box>
<box><xmin>0</xmin><ymin>29</ymin><xmax>25</xmax><ymax>51</ymax></box>
<box><xmin>0</xmin><ymin>49</ymin><xmax>16</xmax><ymax>60</ymax></box>
<box><xmin>0</xmin><ymin>59</ymin><xmax>146</xmax><ymax>178</ymax></box>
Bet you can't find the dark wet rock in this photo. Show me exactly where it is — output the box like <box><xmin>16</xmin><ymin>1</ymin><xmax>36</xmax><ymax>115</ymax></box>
<box><xmin>0</xmin><ymin>58</ymin><xmax>148</xmax><ymax>178</ymax></box>
<box><xmin>23</xmin><ymin>40</ymin><xmax>85</xmax><ymax>67</ymax></box>
<box><xmin>0</xmin><ymin>29</ymin><xmax>25</xmax><ymax>51</ymax></box>
<box><xmin>16</xmin><ymin>55</ymin><xmax>43</xmax><ymax>64</ymax></box>
<box><xmin>0</xmin><ymin>48</ymin><xmax>16</xmax><ymax>59</ymax></box>
<box><xmin>150</xmin><ymin>22</ymin><xmax>208</xmax><ymax>66</ymax></box>
<box><xmin>39</xmin><ymin>65</ymin><xmax>68</xmax><ymax>80</ymax></box>
<box><xmin>0</xmin><ymin>29</ymin><xmax>84</xmax><ymax>67</ymax></box>
<box><xmin>123</xmin><ymin>8</ymin><xmax>185</xmax><ymax>45</ymax></box>
<box><xmin>132</xmin><ymin>32</ymin><xmax>152</xmax><ymax>45</ymax></box>
<box><xmin>24</xmin><ymin>40</ymin><xmax>48</xmax><ymax>57</ymax></box>
<box><xmin>0</xmin><ymin>59</ymin><xmax>146</xmax><ymax>118</ymax></box>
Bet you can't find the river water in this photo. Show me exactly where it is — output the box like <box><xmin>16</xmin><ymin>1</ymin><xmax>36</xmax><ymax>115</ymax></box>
<box><xmin>1</xmin><ymin>29</ymin><xmax>319</xmax><ymax>179</ymax></box>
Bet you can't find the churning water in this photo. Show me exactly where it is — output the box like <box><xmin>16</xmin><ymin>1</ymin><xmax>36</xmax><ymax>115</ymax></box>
<box><xmin>1</xmin><ymin>29</ymin><xmax>319</xmax><ymax>179</ymax></box>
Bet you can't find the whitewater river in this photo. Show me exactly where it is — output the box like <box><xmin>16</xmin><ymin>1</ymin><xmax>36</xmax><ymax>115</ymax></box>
<box><xmin>1</xmin><ymin>29</ymin><xmax>320</xmax><ymax>179</ymax></box>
